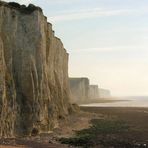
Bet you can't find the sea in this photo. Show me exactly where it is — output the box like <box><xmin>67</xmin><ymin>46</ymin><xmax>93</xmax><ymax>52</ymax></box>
<box><xmin>81</xmin><ymin>96</ymin><xmax>148</xmax><ymax>107</ymax></box>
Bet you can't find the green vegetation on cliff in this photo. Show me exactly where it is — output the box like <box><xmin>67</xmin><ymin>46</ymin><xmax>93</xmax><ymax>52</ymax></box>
<box><xmin>0</xmin><ymin>1</ymin><xmax>42</xmax><ymax>14</ymax></box>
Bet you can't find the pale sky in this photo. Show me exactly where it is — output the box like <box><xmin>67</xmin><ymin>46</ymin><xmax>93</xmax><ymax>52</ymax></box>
<box><xmin>4</xmin><ymin>0</ymin><xmax>148</xmax><ymax>96</ymax></box>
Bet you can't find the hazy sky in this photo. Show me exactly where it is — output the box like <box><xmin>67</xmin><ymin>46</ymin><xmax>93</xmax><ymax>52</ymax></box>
<box><xmin>4</xmin><ymin>0</ymin><xmax>148</xmax><ymax>96</ymax></box>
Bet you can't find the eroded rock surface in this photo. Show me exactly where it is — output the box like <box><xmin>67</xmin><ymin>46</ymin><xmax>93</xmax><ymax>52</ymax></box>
<box><xmin>69</xmin><ymin>78</ymin><xmax>89</xmax><ymax>104</ymax></box>
<box><xmin>89</xmin><ymin>85</ymin><xmax>99</xmax><ymax>99</ymax></box>
<box><xmin>0</xmin><ymin>1</ymin><xmax>71</xmax><ymax>137</ymax></box>
<box><xmin>99</xmin><ymin>88</ymin><xmax>111</xmax><ymax>98</ymax></box>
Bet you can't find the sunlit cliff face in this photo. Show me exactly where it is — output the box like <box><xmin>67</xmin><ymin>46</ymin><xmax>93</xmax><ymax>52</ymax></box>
<box><xmin>4</xmin><ymin>0</ymin><xmax>148</xmax><ymax>96</ymax></box>
<box><xmin>0</xmin><ymin>1</ymin><xmax>71</xmax><ymax>137</ymax></box>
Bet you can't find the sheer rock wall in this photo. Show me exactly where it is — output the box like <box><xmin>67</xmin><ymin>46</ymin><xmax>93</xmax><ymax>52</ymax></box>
<box><xmin>99</xmin><ymin>88</ymin><xmax>111</xmax><ymax>98</ymax></box>
<box><xmin>0</xmin><ymin>1</ymin><xmax>71</xmax><ymax>137</ymax></box>
<box><xmin>69</xmin><ymin>78</ymin><xmax>89</xmax><ymax>104</ymax></box>
<box><xmin>89</xmin><ymin>85</ymin><xmax>99</xmax><ymax>99</ymax></box>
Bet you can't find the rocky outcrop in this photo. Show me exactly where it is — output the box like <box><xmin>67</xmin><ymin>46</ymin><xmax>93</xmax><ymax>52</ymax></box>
<box><xmin>69</xmin><ymin>78</ymin><xmax>89</xmax><ymax>104</ymax></box>
<box><xmin>99</xmin><ymin>88</ymin><xmax>111</xmax><ymax>98</ymax></box>
<box><xmin>0</xmin><ymin>1</ymin><xmax>71</xmax><ymax>137</ymax></box>
<box><xmin>89</xmin><ymin>85</ymin><xmax>99</xmax><ymax>99</ymax></box>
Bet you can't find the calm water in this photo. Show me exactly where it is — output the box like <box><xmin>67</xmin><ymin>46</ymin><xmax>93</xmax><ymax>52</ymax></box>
<box><xmin>81</xmin><ymin>96</ymin><xmax>148</xmax><ymax>107</ymax></box>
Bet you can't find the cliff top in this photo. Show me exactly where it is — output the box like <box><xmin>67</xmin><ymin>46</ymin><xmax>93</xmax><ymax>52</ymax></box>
<box><xmin>0</xmin><ymin>0</ymin><xmax>42</xmax><ymax>14</ymax></box>
<box><xmin>0</xmin><ymin>0</ymin><xmax>68</xmax><ymax>54</ymax></box>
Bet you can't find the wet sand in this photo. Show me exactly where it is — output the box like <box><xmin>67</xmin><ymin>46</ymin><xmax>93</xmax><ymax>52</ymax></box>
<box><xmin>1</xmin><ymin>107</ymin><xmax>148</xmax><ymax>147</ymax></box>
<box><xmin>81</xmin><ymin>107</ymin><xmax>148</xmax><ymax>142</ymax></box>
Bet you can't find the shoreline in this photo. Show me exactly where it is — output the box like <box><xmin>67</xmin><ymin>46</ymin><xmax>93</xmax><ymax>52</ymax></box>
<box><xmin>63</xmin><ymin>106</ymin><xmax>148</xmax><ymax>147</ymax></box>
<box><xmin>77</xmin><ymin>98</ymin><xmax>130</xmax><ymax>105</ymax></box>
<box><xmin>81</xmin><ymin>106</ymin><xmax>148</xmax><ymax>108</ymax></box>
<box><xmin>80</xmin><ymin>98</ymin><xmax>148</xmax><ymax>108</ymax></box>
<box><xmin>1</xmin><ymin>106</ymin><xmax>148</xmax><ymax>147</ymax></box>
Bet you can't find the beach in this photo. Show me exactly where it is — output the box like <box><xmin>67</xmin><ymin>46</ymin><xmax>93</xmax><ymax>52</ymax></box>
<box><xmin>1</xmin><ymin>105</ymin><xmax>148</xmax><ymax>147</ymax></box>
<box><xmin>60</xmin><ymin>105</ymin><xmax>148</xmax><ymax>147</ymax></box>
<box><xmin>79</xmin><ymin>106</ymin><xmax>148</xmax><ymax>147</ymax></box>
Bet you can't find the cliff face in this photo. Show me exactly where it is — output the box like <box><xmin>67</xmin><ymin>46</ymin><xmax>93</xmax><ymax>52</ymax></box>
<box><xmin>69</xmin><ymin>78</ymin><xmax>89</xmax><ymax>104</ymax></box>
<box><xmin>89</xmin><ymin>85</ymin><xmax>99</xmax><ymax>99</ymax></box>
<box><xmin>0</xmin><ymin>2</ymin><xmax>71</xmax><ymax>137</ymax></box>
<box><xmin>99</xmin><ymin>88</ymin><xmax>111</xmax><ymax>98</ymax></box>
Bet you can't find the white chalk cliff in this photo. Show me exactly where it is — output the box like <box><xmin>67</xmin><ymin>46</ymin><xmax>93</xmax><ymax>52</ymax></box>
<box><xmin>0</xmin><ymin>1</ymin><xmax>72</xmax><ymax>137</ymax></box>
